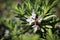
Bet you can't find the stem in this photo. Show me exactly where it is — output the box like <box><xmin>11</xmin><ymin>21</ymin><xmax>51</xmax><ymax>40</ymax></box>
<box><xmin>34</xmin><ymin>18</ymin><xmax>37</xmax><ymax>25</ymax></box>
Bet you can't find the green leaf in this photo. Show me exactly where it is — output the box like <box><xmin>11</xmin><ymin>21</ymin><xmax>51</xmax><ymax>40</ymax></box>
<box><xmin>5</xmin><ymin>19</ymin><xmax>13</xmax><ymax>30</ymax></box>
<box><xmin>41</xmin><ymin>28</ymin><xmax>44</xmax><ymax>32</ymax></box>
<box><xmin>45</xmin><ymin>25</ymin><xmax>52</xmax><ymax>28</ymax></box>
<box><xmin>25</xmin><ymin>1</ymin><xmax>32</xmax><ymax>10</ymax></box>
<box><xmin>44</xmin><ymin>15</ymin><xmax>56</xmax><ymax>20</ymax></box>
<box><xmin>46</xmin><ymin>29</ymin><xmax>54</xmax><ymax>40</ymax></box>
<box><xmin>12</xmin><ymin>2</ymin><xmax>18</xmax><ymax>10</ymax></box>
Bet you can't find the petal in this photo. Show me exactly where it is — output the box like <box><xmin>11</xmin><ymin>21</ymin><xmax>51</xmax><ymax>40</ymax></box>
<box><xmin>33</xmin><ymin>27</ymin><xmax>38</xmax><ymax>33</ymax></box>
<box><xmin>32</xmin><ymin>16</ymin><xmax>36</xmax><ymax>19</ymax></box>
<box><xmin>26</xmin><ymin>16</ymin><xmax>33</xmax><ymax>22</ymax></box>
<box><xmin>29</xmin><ymin>19</ymin><xmax>35</xmax><ymax>25</ymax></box>
<box><xmin>26</xmin><ymin>18</ymin><xmax>35</xmax><ymax>25</ymax></box>
<box><xmin>32</xmin><ymin>25</ymin><xmax>39</xmax><ymax>33</ymax></box>
<box><xmin>37</xmin><ymin>18</ymin><xmax>42</xmax><ymax>22</ymax></box>
<box><xmin>26</xmin><ymin>18</ymin><xmax>30</xmax><ymax>22</ymax></box>
<box><xmin>32</xmin><ymin>10</ymin><xmax>36</xmax><ymax>19</ymax></box>
<box><xmin>29</xmin><ymin>21</ymin><xmax>33</xmax><ymax>25</ymax></box>
<box><xmin>32</xmin><ymin>13</ymin><xmax>36</xmax><ymax>17</ymax></box>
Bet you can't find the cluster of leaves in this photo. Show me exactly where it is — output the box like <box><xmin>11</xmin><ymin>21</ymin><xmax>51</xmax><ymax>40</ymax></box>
<box><xmin>0</xmin><ymin>0</ymin><xmax>60</xmax><ymax>40</ymax></box>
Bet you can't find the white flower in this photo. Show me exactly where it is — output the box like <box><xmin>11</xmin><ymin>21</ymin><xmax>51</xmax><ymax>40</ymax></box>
<box><xmin>4</xmin><ymin>30</ymin><xmax>9</xmax><ymax>36</ymax></box>
<box><xmin>32</xmin><ymin>25</ymin><xmax>39</xmax><ymax>33</ymax></box>
<box><xmin>26</xmin><ymin>16</ymin><xmax>35</xmax><ymax>25</ymax></box>
<box><xmin>26</xmin><ymin>10</ymin><xmax>37</xmax><ymax>25</ymax></box>
<box><xmin>32</xmin><ymin>10</ymin><xmax>36</xmax><ymax>19</ymax></box>
<box><xmin>29</xmin><ymin>19</ymin><xmax>35</xmax><ymax>25</ymax></box>
<box><xmin>37</xmin><ymin>18</ymin><xmax>42</xmax><ymax>22</ymax></box>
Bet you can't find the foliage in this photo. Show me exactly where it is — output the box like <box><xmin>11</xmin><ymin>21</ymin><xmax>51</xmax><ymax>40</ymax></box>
<box><xmin>0</xmin><ymin>0</ymin><xmax>60</xmax><ymax>40</ymax></box>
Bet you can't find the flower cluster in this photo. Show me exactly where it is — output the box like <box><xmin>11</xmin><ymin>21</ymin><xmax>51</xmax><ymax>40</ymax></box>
<box><xmin>26</xmin><ymin>10</ymin><xmax>42</xmax><ymax>33</ymax></box>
